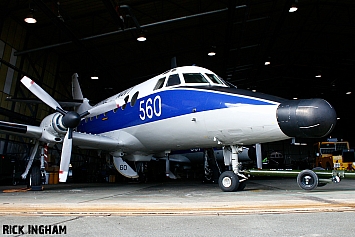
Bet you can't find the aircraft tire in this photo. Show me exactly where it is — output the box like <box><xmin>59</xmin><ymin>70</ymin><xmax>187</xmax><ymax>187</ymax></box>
<box><xmin>236</xmin><ymin>180</ymin><xmax>247</xmax><ymax>191</ymax></box>
<box><xmin>30</xmin><ymin>163</ymin><xmax>41</xmax><ymax>187</ymax></box>
<box><xmin>297</xmin><ymin>169</ymin><xmax>318</xmax><ymax>191</ymax></box>
<box><xmin>218</xmin><ymin>171</ymin><xmax>239</xmax><ymax>192</ymax></box>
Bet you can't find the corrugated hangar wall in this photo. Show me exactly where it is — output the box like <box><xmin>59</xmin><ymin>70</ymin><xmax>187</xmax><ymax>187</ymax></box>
<box><xmin>0</xmin><ymin>17</ymin><xmax>63</xmax><ymax>153</ymax></box>
<box><xmin>0</xmin><ymin>16</ymin><xmax>71</xmax><ymax>121</ymax></box>
<box><xmin>0</xmin><ymin>18</ymin><xmax>100</xmax><ymax>171</ymax></box>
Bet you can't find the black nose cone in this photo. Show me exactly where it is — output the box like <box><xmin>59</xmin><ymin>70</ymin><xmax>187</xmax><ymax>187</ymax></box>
<box><xmin>277</xmin><ymin>99</ymin><xmax>336</xmax><ymax>138</ymax></box>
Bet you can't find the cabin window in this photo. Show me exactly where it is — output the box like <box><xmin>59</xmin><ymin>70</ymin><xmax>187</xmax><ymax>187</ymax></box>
<box><xmin>130</xmin><ymin>91</ymin><xmax>139</xmax><ymax>107</ymax></box>
<box><xmin>85</xmin><ymin>118</ymin><xmax>88</xmax><ymax>123</ymax></box>
<box><xmin>183</xmin><ymin>73</ymin><xmax>209</xmax><ymax>83</ymax></box>
<box><xmin>206</xmin><ymin>73</ymin><xmax>224</xmax><ymax>85</ymax></box>
<box><xmin>154</xmin><ymin>78</ymin><xmax>166</xmax><ymax>90</ymax></box>
<box><xmin>121</xmin><ymin>95</ymin><xmax>129</xmax><ymax>110</ymax></box>
<box><xmin>166</xmin><ymin>74</ymin><xmax>181</xmax><ymax>87</ymax></box>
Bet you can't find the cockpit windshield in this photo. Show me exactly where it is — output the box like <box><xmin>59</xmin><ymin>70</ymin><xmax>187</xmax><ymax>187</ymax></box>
<box><xmin>182</xmin><ymin>73</ymin><xmax>209</xmax><ymax>83</ymax></box>
<box><xmin>205</xmin><ymin>73</ymin><xmax>225</xmax><ymax>85</ymax></box>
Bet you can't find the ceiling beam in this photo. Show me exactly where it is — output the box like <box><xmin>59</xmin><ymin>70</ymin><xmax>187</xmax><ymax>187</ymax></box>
<box><xmin>15</xmin><ymin>5</ymin><xmax>247</xmax><ymax>56</ymax></box>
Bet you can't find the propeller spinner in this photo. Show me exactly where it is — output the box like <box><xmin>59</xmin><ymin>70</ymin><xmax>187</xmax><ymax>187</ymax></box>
<box><xmin>21</xmin><ymin>76</ymin><xmax>119</xmax><ymax>182</ymax></box>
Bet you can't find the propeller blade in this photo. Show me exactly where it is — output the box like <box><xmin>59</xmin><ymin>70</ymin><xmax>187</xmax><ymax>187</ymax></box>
<box><xmin>59</xmin><ymin>129</ymin><xmax>73</xmax><ymax>182</ymax></box>
<box><xmin>83</xmin><ymin>100</ymin><xmax>120</xmax><ymax>118</ymax></box>
<box><xmin>21</xmin><ymin>76</ymin><xmax>63</xmax><ymax>112</ymax></box>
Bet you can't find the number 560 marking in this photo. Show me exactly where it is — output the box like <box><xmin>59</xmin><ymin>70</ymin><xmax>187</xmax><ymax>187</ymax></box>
<box><xmin>139</xmin><ymin>95</ymin><xmax>162</xmax><ymax>120</ymax></box>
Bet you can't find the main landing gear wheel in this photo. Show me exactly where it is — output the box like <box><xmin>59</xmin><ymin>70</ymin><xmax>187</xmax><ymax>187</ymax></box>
<box><xmin>29</xmin><ymin>162</ymin><xmax>43</xmax><ymax>191</ymax></box>
<box><xmin>297</xmin><ymin>169</ymin><xmax>318</xmax><ymax>191</ymax></box>
<box><xmin>236</xmin><ymin>180</ymin><xmax>247</xmax><ymax>191</ymax></box>
<box><xmin>218</xmin><ymin>171</ymin><xmax>239</xmax><ymax>192</ymax></box>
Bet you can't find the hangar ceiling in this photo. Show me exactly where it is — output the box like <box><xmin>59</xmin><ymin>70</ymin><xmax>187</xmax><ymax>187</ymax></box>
<box><xmin>1</xmin><ymin>0</ymin><xmax>355</xmax><ymax>141</ymax></box>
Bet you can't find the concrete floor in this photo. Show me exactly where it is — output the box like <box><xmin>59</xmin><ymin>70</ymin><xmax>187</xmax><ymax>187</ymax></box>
<box><xmin>2</xmin><ymin>177</ymin><xmax>355</xmax><ymax>236</ymax></box>
<box><xmin>1</xmin><ymin>177</ymin><xmax>355</xmax><ymax>216</ymax></box>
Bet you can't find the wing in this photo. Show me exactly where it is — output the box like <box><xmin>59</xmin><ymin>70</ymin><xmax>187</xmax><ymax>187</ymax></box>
<box><xmin>0</xmin><ymin>120</ymin><xmax>120</xmax><ymax>151</ymax></box>
<box><xmin>6</xmin><ymin>97</ymin><xmax>84</xmax><ymax>107</ymax></box>
<box><xmin>72</xmin><ymin>132</ymin><xmax>120</xmax><ymax>150</ymax></box>
<box><xmin>0</xmin><ymin>121</ymin><xmax>42</xmax><ymax>139</ymax></box>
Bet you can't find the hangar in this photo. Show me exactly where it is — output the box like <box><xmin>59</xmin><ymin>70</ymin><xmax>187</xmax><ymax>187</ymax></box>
<box><xmin>0</xmin><ymin>0</ymin><xmax>354</xmax><ymax>185</ymax></box>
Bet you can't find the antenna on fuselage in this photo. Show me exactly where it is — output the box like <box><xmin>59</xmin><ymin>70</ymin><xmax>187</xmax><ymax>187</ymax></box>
<box><xmin>171</xmin><ymin>57</ymin><xmax>177</xmax><ymax>69</ymax></box>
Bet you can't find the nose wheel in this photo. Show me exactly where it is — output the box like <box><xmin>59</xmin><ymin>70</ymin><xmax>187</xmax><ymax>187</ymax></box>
<box><xmin>218</xmin><ymin>171</ymin><xmax>239</xmax><ymax>192</ymax></box>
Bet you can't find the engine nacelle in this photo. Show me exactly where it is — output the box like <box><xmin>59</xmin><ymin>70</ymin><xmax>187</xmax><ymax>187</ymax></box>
<box><xmin>39</xmin><ymin>113</ymin><xmax>67</xmax><ymax>143</ymax></box>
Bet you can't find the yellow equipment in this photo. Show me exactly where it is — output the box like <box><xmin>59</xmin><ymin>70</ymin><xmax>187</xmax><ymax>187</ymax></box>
<box><xmin>314</xmin><ymin>140</ymin><xmax>355</xmax><ymax>171</ymax></box>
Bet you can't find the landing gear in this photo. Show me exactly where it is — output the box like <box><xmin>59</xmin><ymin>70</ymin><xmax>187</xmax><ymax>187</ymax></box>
<box><xmin>203</xmin><ymin>148</ymin><xmax>221</xmax><ymax>183</ymax></box>
<box><xmin>218</xmin><ymin>145</ymin><xmax>248</xmax><ymax>192</ymax></box>
<box><xmin>218</xmin><ymin>171</ymin><xmax>239</xmax><ymax>191</ymax></box>
<box><xmin>236</xmin><ymin>180</ymin><xmax>247</xmax><ymax>191</ymax></box>
<box><xmin>29</xmin><ymin>161</ymin><xmax>43</xmax><ymax>191</ymax></box>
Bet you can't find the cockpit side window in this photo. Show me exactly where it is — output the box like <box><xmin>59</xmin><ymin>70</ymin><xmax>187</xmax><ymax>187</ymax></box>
<box><xmin>166</xmin><ymin>74</ymin><xmax>181</xmax><ymax>87</ymax></box>
<box><xmin>121</xmin><ymin>95</ymin><xmax>129</xmax><ymax>110</ymax></box>
<box><xmin>206</xmin><ymin>73</ymin><xmax>225</xmax><ymax>85</ymax></box>
<box><xmin>183</xmin><ymin>73</ymin><xmax>209</xmax><ymax>83</ymax></box>
<box><xmin>130</xmin><ymin>91</ymin><xmax>139</xmax><ymax>107</ymax></box>
<box><xmin>154</xmin><ymin>78</ymin><xmax>166</xmax><ymax>90</ymax></box>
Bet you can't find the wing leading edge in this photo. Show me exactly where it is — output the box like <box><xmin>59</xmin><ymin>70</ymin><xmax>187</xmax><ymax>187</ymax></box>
<box><xmin>0</xmin><ymin>120</ymin><xmax>120</xmax><ymax>151</ymax></box>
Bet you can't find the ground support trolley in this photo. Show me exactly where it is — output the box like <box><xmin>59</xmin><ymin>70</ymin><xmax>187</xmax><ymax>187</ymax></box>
<box><xmin>243</xmin><ymin>169</ymin><xmax>355</xmax><ymax>191</ymax></box>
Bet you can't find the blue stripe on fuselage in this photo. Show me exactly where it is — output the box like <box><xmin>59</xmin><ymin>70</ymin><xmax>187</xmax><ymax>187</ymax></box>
<box><xmin>77</xmin><ymin>87</ymin><xmax>277</xmax><ymax>134</ymax></box>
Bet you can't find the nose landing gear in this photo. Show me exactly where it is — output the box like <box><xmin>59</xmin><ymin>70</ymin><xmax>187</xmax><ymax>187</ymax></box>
<box><xmin>218</xmin><ymin>145</ymin><xmax>248</xmax><ymax>192</ymax></box>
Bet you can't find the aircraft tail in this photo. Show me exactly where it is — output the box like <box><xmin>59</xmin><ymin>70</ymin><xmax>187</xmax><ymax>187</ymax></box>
<box><xmin>72</xmin><ymin>73</ymin><xmax>92</xmax><ymax>114</ymax></box>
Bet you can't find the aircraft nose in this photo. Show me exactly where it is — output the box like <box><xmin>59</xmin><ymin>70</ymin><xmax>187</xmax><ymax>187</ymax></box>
<box><xmin>277</xmin><ymin>98</ymin><xmax>337</xmax><ymax>138</ymax></box>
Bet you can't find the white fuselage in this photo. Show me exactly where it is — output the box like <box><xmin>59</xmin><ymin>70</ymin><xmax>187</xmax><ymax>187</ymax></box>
<box><xmin>76</xmin><ymin>66</ymin><xmax>289</xmax><ymax>161</ymax></box>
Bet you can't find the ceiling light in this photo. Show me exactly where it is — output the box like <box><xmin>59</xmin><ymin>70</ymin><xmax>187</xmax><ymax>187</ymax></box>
<box><xmin>137</xmin><ymin>32</ymin><xmax>146</xmax><ymax>42</ymax></box>
<box><xmin>289</xmin><ymin>1</ymin><xmax>298</xmax><ymax>13</ymax></box>
<box><xmin>346</xmin><ymin>91</ymin><xmax>352</xmax><ymax>95</ymax></box>
<box><xmin>289</xmin><ymin>4</ymin><xmax>298</xmax><ymax>12</ymax></box>
<box><xmin>315</xmin><ymin>74</ymin><xmax>321</xmax><ymax>78</ymax></box>
<box><xmin>208</xmin><ymin>46</ymin><xmax>216</xmax><ymax>56</ymax></box>
<box><xmin>91</xmin><ymin>76</ymin><xmax>99</xmax><ymax>80</ymax></box>
<box><xmin>24</xmin><ymin>10</ymin><xmax>37</xmax><ymax>23</ymax></box>
<box><xmin>265</xmin><ymin>56</ymin><xmax>271</xmax><ymax>65</ymax></box>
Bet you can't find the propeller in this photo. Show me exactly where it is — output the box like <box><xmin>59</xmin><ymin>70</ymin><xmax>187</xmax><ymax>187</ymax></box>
<box><xmin>21</xmin><ymin>76</ymin><xmax>120</xmax><ymax>182</ymax></box>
